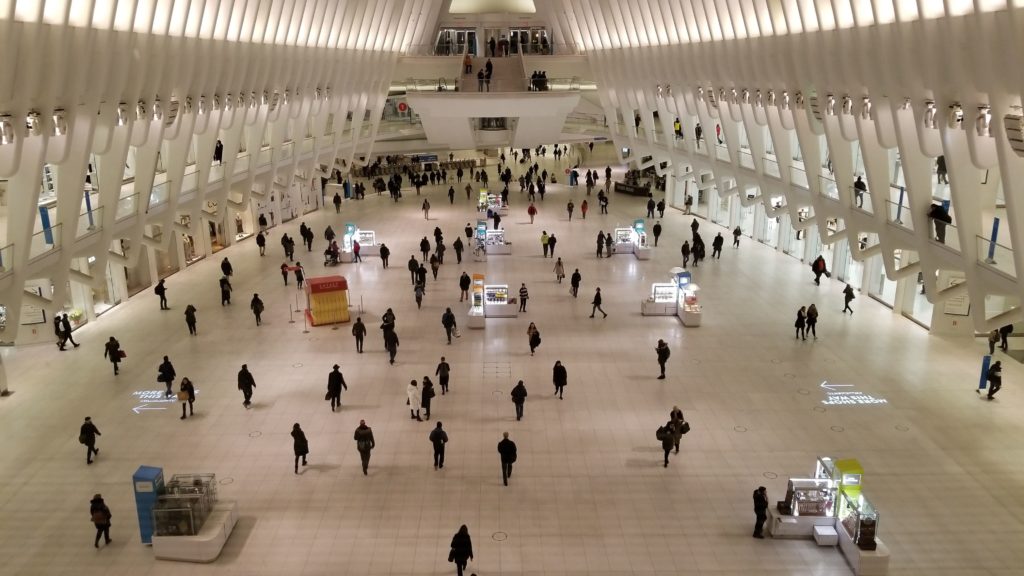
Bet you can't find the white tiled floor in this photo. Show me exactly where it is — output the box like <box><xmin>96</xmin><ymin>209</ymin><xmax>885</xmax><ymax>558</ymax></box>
<box><xmin>2</xmin><ymin>147</ymin><xmax>1024</xmax><ymax>575</ymax></box>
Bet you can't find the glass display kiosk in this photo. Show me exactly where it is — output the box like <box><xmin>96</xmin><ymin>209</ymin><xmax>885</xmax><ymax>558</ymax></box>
<box><xmin>150</xmin><ymin>472</ymin><xmax>239</xmax><ymax>563</ymax></box>
<box><xmin>473</xmin><ymin>220</ymin><xmax>488</xmax><ymax>262</ymax></box>
<box><xmin>354</xmin><ymin>229</ymin><xmax>379</xmax><ymax>256</ymax></box>
<box><xmin>641</xmin><ymin>283</ymin><xmax>678</xmax><ymax>316</ymax></box>
<box><xmin>485</xmin><ymin>229</ymin><xmax>512</xmax><ymax>255</ymax></box>
<box><xmin>483</xmin><ymin>284</ymin><xmax>518</xmax><ymax>318</ymax></box>
<box><xmin>837</xmin><ymin>491</ymin><xmax>889</xmax><ymax>575</ymax></box>
<box><xmin>676</xmin><ymin>272</ymin><xmax>702</xmax><ymax>327</ymax></box>
<box><xmin>611</xmin><ymin>227</ymin><xmax>635</xmax><ymax>255</ymax></box>
<box><xmin>632</xmin><ymin>219</ymin><xmax>652</xmax><ymax>260</ymax></box>
<box><xmin>477</xmin><ymin>189</ymin><xmax>490</xmax><ymax>212</ymax></box>
<box><xmin>468</xmin><ymin>274</ymin><xmax>486</xmax><ymax>329</ymax></box>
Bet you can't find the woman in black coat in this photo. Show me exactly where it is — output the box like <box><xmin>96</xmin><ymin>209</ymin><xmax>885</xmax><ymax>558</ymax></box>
<box><xmin>291</xmin><ymin>423</ymin><xmax>309</xmax><ymax>474</ymax></box>
<box><xmin>552</xmin><ymin>361</ymin><xmax>567</xmax><ymax>399</ymax></box>
<box><xmin>449</xmin><ymin>524</ymin><xmax>474</xmax><ymax>576</ymax></box>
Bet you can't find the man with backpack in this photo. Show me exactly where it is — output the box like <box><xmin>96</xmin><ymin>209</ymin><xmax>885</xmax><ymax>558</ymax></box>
<box><xmin>657</xmin><ymin>421</ymin><xmax>676</xmax><ymax>467</ymax></box>
<box><xmin>656</xmin><ymin>339</ymin><xmax>671</xmax><ymax>379</ymax></box>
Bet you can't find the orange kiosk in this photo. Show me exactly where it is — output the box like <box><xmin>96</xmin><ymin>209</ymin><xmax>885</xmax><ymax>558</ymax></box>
<box><xmin>304</xmin><ymin>276</ymin><xmax>350</xmax><ymax>326</ymax></box>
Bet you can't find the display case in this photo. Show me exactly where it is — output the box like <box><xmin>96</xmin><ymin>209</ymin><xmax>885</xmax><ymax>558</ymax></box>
<box><xmin>468</xmin><ymin>274</ymin><xmax>485</xmax><ymax>329</ymax></box>
<box><xmin>483</xmin><ymin>284</ymin><xmax>518</xmax><ymax>318</ymax></box>
<box><xmin>485</xmin><ymin>229</ymin><xmax>512</xmax><ymax>255</ymax></box>
<box><xmin>152</xmin><ymin>473</ymin><xmax>218</xmax><ymax>537</ymax></box>
<box><xmin>641</xmin><ymin>283</ymin><xmax>678</xmax><ymax>316</ymax></box>
<box><xmin>677</xmin><ymin>274</ymin><xmax>702</xmax><ymax>327</ymax></box>
<box><xmin>354</xmin><ymin>229</ymin><xmax>380</xmax><ymax>256</ymax></box>
<box><xmin>631</xmin><ymin>219</ymin><xmax>652</xmax><ymax>259</ymax></box>
<box><xmin>473</xmin><ymin>220</ymin><xmax>488</xmax><ymax>262</ymax></box>
<box><xmin>611</xmin><ymin>227</ymin><xmax>634</xmax><ymax>254</ymax></box>
<box><xmin>838</xmin><ymin>492</ymin><xmax>879</xmax><ymax>550</ymax></box>
<box><xmin>781</xmin><ymin>478</ymin><xmax>835</xmax><ymax>517</ymax></box>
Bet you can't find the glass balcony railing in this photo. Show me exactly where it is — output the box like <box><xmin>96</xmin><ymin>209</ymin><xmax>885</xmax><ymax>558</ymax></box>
<box><xmin>850</xmin><ymin>185</ymin><xmax>873</xmax><ymax>212</ymax></box>
<box><xmin>763</xmin><ymin>157</ymin><xmax>781</xmax><ymax>178</ymax></box>
<box><xmin>791</xmin><ymin>166</ymin><xmax>809</xmax><ymax>189</ymax></box>
<box><xmin>0</xmin><ymin>244</ymin><xmax>13</xmax><ymax>274</ymax></box>
<box><xmin>819</xmin><ymin>175</ymin><xmax>839</xmax><ymax>199</ymax></box>
<box><xmin>715</xmin><ymin>143</ymin><xmax>729</xmax><ymax>162</ymax></box>
<box><xmin>886</xmin><ymin>200</ymin><xmax>912</xmax><ymax>230</ymax></box>
<box><xmin>738</xmin><ymin>149</ymin><xmax>754</xmax><ymax>169</ymax></box>
<box><xmin>977</xmin><ymin>236</ymin><xmax>1017</xmax><ymax>278</ymax></box>
<box><xmin>76</xmin><ymin>206</ymin><xmax>102</xmax><ymax>239</ymax></box>
<box><xmin>930</xmin><ymin>221</ymin><xmax>960</xmax><ymax>252</ymax></box>
<box><xmin>149</xmin><ymin>182</ymin><xmax>169</xmax><ymax>209</ymax></box>
<box><xmin>29</xmin><ymin>223</ymin><xmax>62</xmax><ymax>260</ymax></box>
<box><xmin>116</xmin><ymin>193</ymin><xmax>139</xmax><ymax>221</ymax></box>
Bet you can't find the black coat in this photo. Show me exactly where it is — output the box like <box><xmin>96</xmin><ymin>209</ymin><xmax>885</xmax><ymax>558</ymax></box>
<box><xmin>511</xmin><ymin>383</ymin><xmax>528</xmax><ymax>404</ymax></box>
<box><xmin>450</xmin><ymin>531</ymin><xmax>473</xmax><ymax>563</ymax></box>
<box><xmin>553</xmin><ymin>364</ymin><xmax>567</xmax><ymax>387</ymax></box>
<box><xmin>237</xmin><ymin>369</ymin><xmax>256</xmax><ymax>392</ymax></box>
<box><xmin>498</xmin><ymin>438</ymin><xmax>517</xmax><ymax>462</ymax></box>
<box><xmin>328</xmin><ymin>370</ymin><xmax>346</xmax><ymax>396</ymax></box>
<box><xmin>292</xmin><ymin>429</ymin><xmax>309</xmax><ymax>456</ymax></box>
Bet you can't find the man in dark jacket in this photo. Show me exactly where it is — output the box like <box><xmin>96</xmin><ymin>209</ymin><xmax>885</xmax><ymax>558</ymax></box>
<box><xmin>459</xmin><ymin>272</ymin><xmax>472</xmax><ymax>302</ymax></box>
<box><xmin>238</xmin><ymin>364</ymin><xmax>256</xmax><ymax>408</ymax></box>
<box><xmin>436</xmin><ymin>356</ymin><xmax>451</xmax><ymax>394</ymax></box>
<box><xmin>442</xmin><ymin>308</ymin><xmax>457</xmax><ymax>344</ymax></box>
<box><xmin>652</xmin><ymin>221</ymin><xmax>662</xmax><ymax>247</ymax></box>
<box><xmin>353</xmin><ymin>420</ymin><xmax>375</xmax><ymax>475</ymax></box>
<box><xmin>658</xmin><ymin>421</ymin><xmax>675</xmax><ymax>467</ymax></box>
<box><xmin>352</xmin><ymin>317</ymin><xmax>367</xmax><ymax>353</ymax></box>
<box><xmin>552</xmin><ymin>361</ymin><xmax>567</xmax><ymax>399</ymax></box>
<box><xmin>429</xmin><ymin>421</ymin><xmax>448</xmax><ymax>469</ymax></box>
<box><xmin>60</xmin><ymin>314</ymin><xmax>80</xmax><ymax>348</ymax></box>
<box><xmin>511</xmin><ymin>380</ymin><xmax>528</xmax><ymax>420</ymax></box>
<box><xmin>385</xmin><ymin>329</ymin><xmax>400</xmax><ymax>365</ymax></box>
<box><xmin>712</xmin><ymin>233</ymin><xmax>724</xmax><ymax>259</ymax></box>
<box><xmin>327</xmin><ymin>364</ymin><xmax>347</xmax><ymax>411</ymax></box>
<box><xmin>408</xmin><ymin>256</ymin><xmax>419</xmax><ymax>285</ymax></box>
<box><xmin>90</xmin><ymin>494</ymin><xmax>113</xmax><ymax>548</ymax></box>
<box><xmin>158</xmin><ymin>356</ymin><xmax>176</xmax><ymax>397</ymax></box>
<box><xmin>590</xmin><ymin>287</ymin><xmax>607</xmax><ymax>318</ymax></box>
<box><xmin>379</xmin><ymin>243</ymin><xmax>390</xmax><ymax>268</ymax></box>
<box><xmin>497</xmin><ymin>431</ymin><xmax>517</xmax><ymax>486</ymax></box>
<box><xmin>80</xmin><ymin>417</ymin><xmax>101</xmax><ymax>465</ymax></box>
<box><xmin>753</xmin><ymin>486</ymin><xmax>769</xmax><ymax>538</ymax></box>
<box><xmin>656</xmin><ymin>339</ymin><xmax>671</xmax><ymax>379</ymax></box>
<box><xmin>453</xmin><ymin>237</ymin><xmax>464</xmax><ymax>264</ymax></box>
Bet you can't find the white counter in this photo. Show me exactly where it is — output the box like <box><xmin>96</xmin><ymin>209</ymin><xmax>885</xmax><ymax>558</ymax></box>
<box><xmin>837</xmin><ymin>521</ymin><xmax>890</xmax><ymax>575</ymax></box>
<box><xmin>634</xmin><ymin>246</ymin><xmax>652</xmax><ymax>260</ymax></box>
<box><xmin>486</xmin><ymin>243</ymin><xmax>512</xmax><ymax>255</ymax></box>
<box><xmin>766</xmin><ymin>508</ymin><xmax>837</xmax><ymax>539</ymax></box>
<box><xmin>484</xmin><ymin>302</ymin><xmax>519</xmax><ymax>318</ymax></box>
<box><xmin>611</xmin><ymin>242</ymin><xmax>634</xmax><ymax>255</ymax></box>
<box><xmin>680</xmin><ymin>307</ymin><xmax>702</xmax><ymax>327</ymax></box>
<box><xmin>641</xmin><ymin>300</ymin><xmax>677</xmax><ymax>316</ymax></box>
<box><xmin>152</xmin><ymin>501</ymin><xmax>238</xmax><ymax>563</ymax></box>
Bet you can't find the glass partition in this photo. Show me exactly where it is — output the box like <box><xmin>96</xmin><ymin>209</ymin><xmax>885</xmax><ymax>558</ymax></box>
<box><xmin>29</xmin><ymin>224</ymin><xmax>62</xmax><ymax>260</ymax></box>
<box><xmin>115</xmin><ymin>193</ymin><xmax>138</xmax><ymax>221</ymax></box>
<box><xmin>887</xmin><ymin>200</ymin><xmax>913</xmax><ymax>230</ymax></box>
<box><xmin>763</xmin><ymin>157</ymin><xmax>781</xmax><ymax>178</ymax></box>
<box><xmin>0</xmin><ymin>244</ymin><xmax>13</xmax><ymax>274</ymax></box>
<box><xmin>149</xmin><ymin>182</ymin><xmax>169</xmax><ymax>208</ymax></box>
<box><xmin>977</xmin><ymin>236</ymin><xmax>1016</xmax><ymax>278</ymax></box>
<box><xmin>76</xmin><ymin>206</ymin><xmax>102</xmax><ymax>239</ymax></box>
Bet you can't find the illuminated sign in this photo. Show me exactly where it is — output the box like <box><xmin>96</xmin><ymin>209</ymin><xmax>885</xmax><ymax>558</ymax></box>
<box><xmin>820</xmin><ymin>381</ymin><xmax>887</xmax><ymax>406</ymax></box>
<box><xmin>132</xmin><ymin>389</ymin><xmax>198</xmax><ymax>414</ymax></box>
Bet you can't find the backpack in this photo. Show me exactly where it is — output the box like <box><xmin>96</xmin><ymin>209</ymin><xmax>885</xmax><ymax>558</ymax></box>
<box><xmin>91</xmin><ymin>509</ymin><xmax>107</xmax><ymax>524</ymax></box>
<box><xmin>656</xmin><ymin>426</ymin><xmax>667</xmax><ymax>441</ymax></box>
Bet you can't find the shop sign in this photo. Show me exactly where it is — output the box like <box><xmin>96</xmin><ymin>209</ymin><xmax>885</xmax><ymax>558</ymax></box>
<box><xmin>820</xmin><ymin>381</ymin><xmax>887</xmax><ymax>406</ymax></box>
<box><xmin>132</xmin><ymin>389</ymin><xmax>197</xmax><ymax>414</ymax></box>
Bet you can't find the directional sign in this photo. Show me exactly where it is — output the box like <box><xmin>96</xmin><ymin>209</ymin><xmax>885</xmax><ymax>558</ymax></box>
<box><xmin>131</xmin><ymin>389</ymin><xmax>198</xmax><ymax>414</ymax></box>
<box><xmin>820</xmin><ymin>381</ymin><xmax>887</xmax><ymax>406</ymax></box>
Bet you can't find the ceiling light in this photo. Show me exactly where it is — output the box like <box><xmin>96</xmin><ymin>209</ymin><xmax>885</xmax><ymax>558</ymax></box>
<box><xmin>153</xmin><ymin>99</ymin><xmax>163</xmax><ymax>121</ymax></box>
<box><xmin>948</xmin><ymin>103</ymin><xmax>963</xmax><ymax>128</ymax></box>
<box><xmin>51</xmin><ymin>109</ymin><xmax>67</xmax><ymax>136</ymax></box>
<box><xmin>861</xmin><ymin>98</ymin><xmax>872</xmax><ymax>120</ymax></box>
<box><xmin>0</xmin><ymin>115</ymin><xmax>14</xmax><ymax>145</ymax></box>
<box><xmin>826</xmin><ymin>95</ymin><xmax>836</xmax><ymax>116</ymax></box>
<box><xmin>842</xmin><ymin>96</ymin><xmax>853</xmax><ymax>115</ymax></box>
<box><xmin>976</xmin><ymin>106</ymin><xmax>991</xmax><ymax>137</ymax></box>
<box><xmin>794</xmin><ymin>92</ymin><xmax>805</xmax><ymax>110</ymax></box>
<box><xmin>924</xmin><ymin>101</ymin><xmax>937</xmax><ymax>128</ymax></box>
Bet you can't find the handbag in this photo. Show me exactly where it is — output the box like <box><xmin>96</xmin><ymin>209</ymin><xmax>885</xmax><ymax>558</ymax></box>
<box><xmin>78</xmin><ymin>434</ymin><xmax>88</xmax><ymax>445</ymax></box>
<box><xmin>448</xmin><ymin>550</ymin><xmax>455</xmax><ymax>563</ymax></box>
<box><xmin>454</xmin><ymin>327</ymin><xmax>461</xmax><ymax>338</ymax></box>
<box><xmin>117</xmin><ymin>350</ymin><xmax>127</xmax><ymax>359</ymax></box>
<box><xmin>680</xmin><ymin>421</ymin><xmax>691</xmax><ymax>435</ymax></box>
<box><xmin>325</xmin><ymin>392</ymin><xmax>332</xmax><ymax>401</ymax></box>
<box><xmin>177</xmin><ymin>391</ymin><xmax>190</xmax><ymax>401</ymax></box>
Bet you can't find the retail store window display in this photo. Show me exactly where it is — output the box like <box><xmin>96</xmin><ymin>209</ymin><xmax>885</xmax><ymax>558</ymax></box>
<box><xmin>467</xmin><ymin>274</ymin><xmax>486</xmax><ymax>329</ymax></box>
<box><xmin>485</xmin><ymin>229</ymin><xmax>511</xmax><ymax>255</ymax></box>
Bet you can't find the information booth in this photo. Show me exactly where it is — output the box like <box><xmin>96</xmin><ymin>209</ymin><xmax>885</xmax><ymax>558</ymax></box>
<box><xmin>611</xmin><ymin>227</ymin><xmax>635</xmax><ymax>255</ymax></box>
<box><xmin>632</xmin><ymin>219</ymin><xmax>652</xmax><ymax>260</ymax></box>
<box><xmin>485</xmin><ymin>229</ymin><xmax>512</xmax><ymax>255</ymax></box>
<box><xmin>467</xmin><ymin>273</ymin><xmax>486</xmax><ymax>329</ymax></box>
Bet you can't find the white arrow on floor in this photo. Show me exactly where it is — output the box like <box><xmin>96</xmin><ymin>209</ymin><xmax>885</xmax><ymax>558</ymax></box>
<box><xmin>132</xmin><ymin>404</ymin><xmax>167</xmax><ymax>414</ymax></box>
<box><xmin>820</xmin><ymin>381</ymin><xmax>854</xmax><ymax>391</ymax></box>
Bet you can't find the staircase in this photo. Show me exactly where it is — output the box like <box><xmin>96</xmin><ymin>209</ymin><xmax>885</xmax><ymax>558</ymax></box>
<box><xmin>458</xmin><ymin>56</ymin><xmax>526</xmax><ymax>93</ymax></box>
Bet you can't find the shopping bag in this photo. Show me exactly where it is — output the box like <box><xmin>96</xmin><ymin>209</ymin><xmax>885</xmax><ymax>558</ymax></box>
<box><xmin>117</xmin><ymin>350</ymin><xmax>127</xmax><ymax>359</ymax></box>
<box><xmin>454</xmin><ymin>327</ymin><xmax>461</xmax><ymax>338</ymax></box>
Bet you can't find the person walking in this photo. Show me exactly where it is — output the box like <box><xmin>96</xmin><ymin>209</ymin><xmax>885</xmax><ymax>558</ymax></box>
<box><xmin>237</xmin><ymin>364</ymin><xmax>256</xmax><ymax>408</ymax></box>
<box><xmin>54</xmin><ymin>314</ymin><xmax>66</xmax><ymax>351</ymax></box>
<box><xmin>581</xmin><ymin>199</ymin><xmax>589</xmax><ymax>219</ymax></box>
<box><xmin>327</xmin><ymin>364</ymin><xmax>347</xmax><ymax>412</ymax></box>
<box><xmin>518</xmin><ymin>283</ymin><xmax>529</xmax><ymax>312</ymax></box>
<box><xmin>552</xmin><ymin>361</ymin><xmax>567</xmax><ymax>399</ymax></box>
<box><xmin>652</xmin><ymin>221</ymin><xmax>662</xmax><ymax>246</ymax></box>
<box><xmin>352</xmin><ymin>317</ymin><xmax>366</xmax><ymax>353</ymax></box>
<box><xmin>527</xmin><ymin>323</ymin><xmax>541</xmax><ymax>355</ymax></box>
<box><xmin>453</xmin><ymin>237</ymin><xmax>464</xmax><ymax>264</ymax></box>
<box><xmin>753</xmin><ymin>486</ymin><xmax>769</xmax><ymax>538</ymax></box>
<box><xmin>155</xmin><ymin>279</ymin><xmax>169</xmax><ymax>310</ymax></box>
<box><xmin>380</xmin><ymin>243</ymin><xmax>390</xmax><ymax>268</ymax></box>
<box><xmin>430</xmin><ymin>422</ymin><xmax>448</xmax><ymax>470</ymax></box>
<box><xmin>527</xmin><ymin>202</ymin><xmax>537</xmax><ymax>223</ymax></box>
<box><xmin>567</xmin><ymin>200</ymin><xmax>575</xmax><ymax>221</ymax></box>
<box><xmin>414</xmin><ymin>282</ymin><xmax>425</xmax><ymax>309</ymax></box>
<box><xmin>511</xmin><ymin>380</ymin><xmax>528</xmax><ymax>420</ymax></box>
<box><xmin>681</xmin><ymin>241</ymin><xmax>691</xmax><ymax>268</ymax></box>
<box><xmin>1000</xmin><ymin>324</ymin><xmax>1014</xmax><ymax>351</ymax></box>
<box><xmin>842</xmin><ymin>284</ymin><xmax>856</xmax><ymax>314</ymax></box>
<box><xmin>989</xmin><ymin>329</ymin><xmax>1001</xmax><ymax>355</ymax></box>
<box><xmin>733</xmin><ymin>225</ymin><xmax>742</xmax><ymax>248</ymax></box>
<box><xmin>256</xmin><ymin>231</ymin><xmax>266</xmax><ymax>256</ymax></box>
<box><xmin>294</xmin><ymin>262</ymin><xmax>305</xmax><ymax>289</ymax></box>
<box><xmin>459</xmin><ymin>272</ymin><xmax>471</xmax><ymax>302</ymax></box>
<box><xmin>407</xmin><ymin>380</ymin><xmax>423</xmax><ymax>421</ymax></box>
<box><xmin>61</xmin><ymin>314</ymin><xmax>80</xmax><ymax>348</ymax></box>
<box><xmin>280</xmin><ymin>262</ymin><xmax>290</xmax><ymax>285</ymax></box>
<box><xmin>590</xmin><ymin>287</ymin><xmax>607</xmax><ymax>318</ymax></box>
<box><xmin>712</xmin><ymin>233</ymin><xmax>724</xmax><ymax>259</ymax></box>
<box><xmin>89</xmin><ymin>494</ymin><xmax>113</xmax><ymax>548</ymax></box>
<box><xmin>436</xmin><ymin>357</ymin><xmax>451</xmax><ymax>394</ymax></box>
<box><xmin>646</xmin><ymin>197</ymin><xmax>656</xmax><ymax>218</ymax></box>
<box><xmin>103</xmin><ymin>336</ymin><xmax>122</xmax><ymax>375</ymax></box>
<box><xmin>422</xmin><ymin>198</ymin><xmax>431</xmax><ymax>219</ymax></box>
<box><xmin>291</xmin><ymin>423</ymin><xmax>309</xmax><ymax>474</ymax></box>
<box><xmin>811</xmin><ymin>255</ymin><xmax>829</xmax><ymax>285</ymax></box>
<box><xmin>220</xmin><ymin>257</ymin><xmax>233</xmax><ymax>277</ymax></box>
<box><xmin>658</xmin><ymin>420</ymin><xmax>675</xmax><ymax>467</ymax></box>
<box><xmin>655</xmin><ymin>339</ymin><xmax>671</xmax><ymax>379</ymax></box>
<box><xmin>420</xmin><ymin>237</ymin><xmax>431</xmax><ymax>262</ymax></box>
<box><xmin>245</xmin><ymin>293</ymin><xmax>263</xmax><ymax>326</ymax></box>
<box><xmin>806</xmin><ymin>304</ymin><xmax>819</xmax><ymax>339</ymax></box>
<box><xmin>385</xmin><ymin>329</ymin><xmax>400</xmax><ymax>365</ymax></box>
<box><xmin>795</xmin><ymin>306</ymin><xmax>807</xmax><ymax>340</ymax></box>
<box><xmin>408</xmin><ymin>256</ymin><xmax>419</xmax><ymax>285</ymax></box>
<box><xmin>547</xmin><ymin>233</ymin><xmax>557</xmax><ymax>257</ymax></box>
<box><xmin>421</xmin><ymin>377</ymin><xmax>436</xmax><ymax>420</ymax></box>
<box><xmin>158</xmin><ymin>356</ymin><xmax>176</xmax><ymax>398</ymax></box>
<box><xmin>541</xmin><ymin>231</ymin><xmax>549</xmax><ymax>258</ymax></box>
<box><xmin>179</xmin><ymin>378</ymin><xmax>195</xmax><ymax>419</ymax></box>
<box><xmin>450</xmin><ymin>525</ymin><xmax>474</xmax><ymax>575</ymax></box>
<box><xmin>570</xmin><ymin>269</ymin><xmax>582</xmax><ymax>297</ymax></box>
<box><xmin>670</xmin><ymin>406</ymin><xmax>685</xmax><ymax>453</ymax></box>
<box><xmin>80</xmin><ymin>416</ymin><xmax>101</xmax><ymax>464</ymax></box>
<box><xmin>353</xmin><ymin>240</ymin><xmax>362</xmax><ymax>263</ymax></box>
<box><xmin>219</xmin><ymin>275</ymin><xmax>233</xmax><ymax>305</ymax></box>
<box><xmin>553</xmin><ymin>258</ymin><xmax>565</xmax><ymax>283</ymax></box>
<box><xmin>498</xmin><ymin>432</ymin><xmax>517</xmax><ymax>486</ymax></box>
<box><xmin>333</xmin><ymin>191</ymin><xmax>342</xmax><ymax>213</ymax></box>
<box><xmin>184</xmin><ymin>304</ymin><xmax>198</xmax><ymax>335</ymax></box>
<box><xmin>442</xmin><ymin>307</ymin><xmax>457</xmax><ymax>344</ymax></box>
<box><xmin>354</xmin><ymin>420</ymin><xmax>375</xmax><ymax>475</ymax></box>
<box><xmin>986</xmin><ymin>361</ymin><xmax>1003</xmax><ymax>400</ymax></box>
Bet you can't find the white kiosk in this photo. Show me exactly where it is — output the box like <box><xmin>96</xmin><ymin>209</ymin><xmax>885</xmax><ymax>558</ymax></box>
<box><xmin>467</xmin><ymin>273</ymin><xmax>486</xmax><ymax>329</ymax></box>
<box><xmin>642</xmin><ymin>281</ymin><xmax>678</xmax><ymax>316</ymax></box>
<box><xmin>340</xmin><ymin>223</ymin><xmax>381</xmax><ymax>261</ymax></box>
<box><xmin>485</xmin><ymin>229</ymin><xmax>512</xmax><ymax>255</ymax></box>
<box><xmin>611</xmin><ymin>227</ymin><xmax>634</xmax><ymax>255</ymax></box>
<box><xmin>631</xmin><ymin>219</ymin><xmax>652</xmax><ymax>260</ymax></box>
<box><xmin>472</xmin><ymin>220</ymin><xmax>488</xmax><ymax>262</ymax></box>
<box><xmin>676</xmin><ymin>272</ymin><xmax>702</xmax><ymax>327</ymax></box>
<box><xmin>483</xmin><ymin>284</ymin><xmax>519</xmax><ymax>318</ymax></box>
